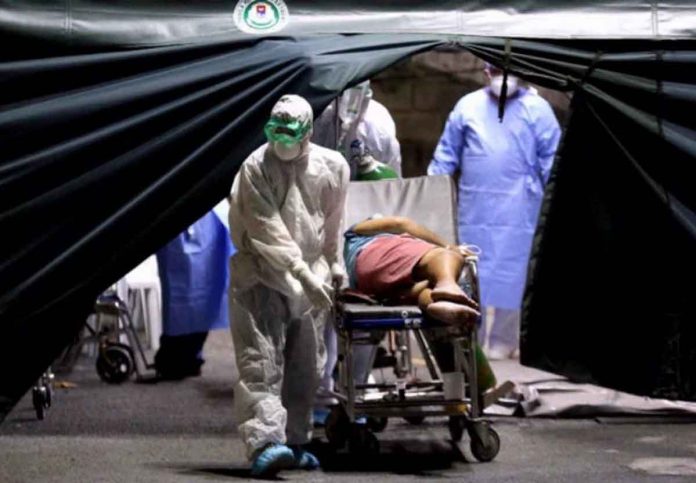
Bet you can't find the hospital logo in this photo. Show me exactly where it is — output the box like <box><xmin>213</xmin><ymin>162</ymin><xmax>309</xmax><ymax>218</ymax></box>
<box><xmin>234</xmin><ymin>0</ymin><xmax>289</xmax><ymax>34</ymax></box>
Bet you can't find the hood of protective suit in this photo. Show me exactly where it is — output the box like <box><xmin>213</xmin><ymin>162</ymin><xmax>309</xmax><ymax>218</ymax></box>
<box><xmin>489</xmin><ymin>74</ymin><xmax>520</xmax><ymax>98</ymax></box>
<box><xmin>265</xmin><ymin>94</ymin><xmax>314</xmax><ymax>162</ymax></box>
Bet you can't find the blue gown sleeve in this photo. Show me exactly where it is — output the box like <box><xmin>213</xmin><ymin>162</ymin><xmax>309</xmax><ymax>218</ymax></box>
<box><xmin>533</xmin><ymin>100</ymin><xmax>562</xmax><ymax>184</ymax></box>
<box><xmin>428</xmin><ymin>102</ymin><xmax>465</xmax><ymax>176</ymax></box>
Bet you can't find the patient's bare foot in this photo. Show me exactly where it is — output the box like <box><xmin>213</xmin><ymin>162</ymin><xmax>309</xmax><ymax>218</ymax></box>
<box><xmin>431</xmin><ymin>283</ymin><xmax>479</xmax><ymax>309</ymax></box>
<box><xmin>426</xmin><ymin>300</ymin><xmax>480</xmax><ymax>328</ymax></box>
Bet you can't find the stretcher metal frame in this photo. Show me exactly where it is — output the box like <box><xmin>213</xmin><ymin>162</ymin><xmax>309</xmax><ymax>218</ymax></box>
<box><xmin>326</xmin><ymin>258</ymin><xmax>501</xmax><ymax>461</ymax></box>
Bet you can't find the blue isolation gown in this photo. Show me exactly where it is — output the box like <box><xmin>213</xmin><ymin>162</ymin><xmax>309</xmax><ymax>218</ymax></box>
<box><xmin>156</xmin><ymin>204</ymin><xmax>235</xmax><ymax>336</ymax></box>
<box><xmin>428</xmin><ymin>87</ymin><xmax>561</xmax><ymax>309</ymax></box>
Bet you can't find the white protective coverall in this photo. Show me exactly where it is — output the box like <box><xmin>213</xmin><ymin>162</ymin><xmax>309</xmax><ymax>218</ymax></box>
<box><xmin>228</xmin><ymin>95</ymin><xmax>350</xmax><ymax>459</ymax></box>
<box><xmin>313</xmin><ymin>81</ymin><xmax>402</xmax><ymax>176</ymax></box>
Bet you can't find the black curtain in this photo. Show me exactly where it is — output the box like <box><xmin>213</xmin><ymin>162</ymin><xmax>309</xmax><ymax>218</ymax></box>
<box><xmin>1</xmin><ymin>33</ymin><xmax>695</xmax><ymax>419</ymax></box>
<box><xmin>521</xmin><ymin>44</ymin><xmax>696</xmax><ymax>401</ymax></box>
<box><xmin>0</xmin><ymin>34</ymin><xmax>443</xmax><ymax>418</ymax></box>
<box><xmin>459</xmin><ymin>38</ymin><xmax>696</xmax><ymax>401</ymax></box>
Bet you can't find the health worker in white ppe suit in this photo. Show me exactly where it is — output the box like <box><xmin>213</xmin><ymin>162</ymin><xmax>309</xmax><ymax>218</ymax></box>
<box><xmin>428</xmin><ymin>64</ymin><xmax>561</xmax><ymax>360</ymax></box>
<box><xmin>313</xmin><ymin>80</ymin><xmax>402</xmax><ymax>177</ymax></box>
<box><xmin>228</xmin><ymin>94</ymin><xmax>350</xmax><ymax>477</ymax></box>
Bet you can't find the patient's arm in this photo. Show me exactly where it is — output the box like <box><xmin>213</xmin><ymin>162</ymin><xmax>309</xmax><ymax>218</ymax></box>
<box><xmin>352</xmin><ymin>216</ymin><xmax>449</xmax><ymax>247</ymax></box>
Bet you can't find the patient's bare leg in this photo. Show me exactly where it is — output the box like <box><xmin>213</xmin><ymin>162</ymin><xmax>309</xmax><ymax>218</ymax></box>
<box><xmin>414</xmin><ymin>248</ymin><xmax>478</xmax><ymax>309</ymax></box>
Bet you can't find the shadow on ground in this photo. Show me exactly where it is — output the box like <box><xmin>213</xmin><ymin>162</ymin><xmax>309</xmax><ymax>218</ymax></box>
<box><xmin>311</xmin><ymin>438</ymin><xmax>469</xmax><ymax>474</ymax></box>
<box><xmin>161</xmin><ymin>438</ymin><xmax>470</xmax><ymax>480</ymax></box>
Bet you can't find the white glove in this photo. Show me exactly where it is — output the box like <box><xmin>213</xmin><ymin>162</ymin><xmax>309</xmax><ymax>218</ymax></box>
<box><xmin>330</xmin><ymin>262</ymin><xmax>347</xmax><ymax>288</ymax></box>
<box><xmin>291</xmin><ymin>262</ymin><xmax>334</xmax><ymax>310</ymax></box>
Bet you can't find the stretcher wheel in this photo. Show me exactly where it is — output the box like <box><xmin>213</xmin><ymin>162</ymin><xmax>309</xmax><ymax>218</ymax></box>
<box><xmin>367</xmin><ymin>416</ymin><xmax>388</xmax><ymax>433</ymax></box>
<box><xmin>404</xmin><ymin>415</ymin><xmax>426</xmax><ymax>425</ymax></box>
<box><xmin>325</xmin><ymin>407</ymin><xmax>350</xmax><ymax>448</ymax></box>
<box><xmin>448</xmin><ymin>415</ymin><xmax>466</xmax><ymax>442</ymax></box>
<box><xmin>96</xmin><ymin>343</ymin><xmax>135</xmax><ymax>384</ymax></box>
<box><xmin>348</xmin><ymin>425</ymin><xmax>380</xmax><ymax>455</ymax></box>
<box><xmin>470</xmin><ymin>424</ymin><xmax>500</xmax><ymax>462</ymax></box>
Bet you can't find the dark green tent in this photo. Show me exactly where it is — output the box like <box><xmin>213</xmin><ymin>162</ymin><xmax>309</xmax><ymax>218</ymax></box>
<box><xmin>1</xmin><ymin>1</ymin><xmax>695</xmax><ymax>419</ymax></box>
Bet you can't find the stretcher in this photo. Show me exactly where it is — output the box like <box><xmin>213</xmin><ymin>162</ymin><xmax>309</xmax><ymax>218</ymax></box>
<box><xmin>325</xmin><ymin>175</ymin><xmax>502</xmax><ymax>461</ymax></box>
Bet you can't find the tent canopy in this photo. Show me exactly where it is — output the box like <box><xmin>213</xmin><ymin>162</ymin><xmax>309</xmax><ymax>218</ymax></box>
<box><xmin>2</xmin><ymin>1</ymin><xmax>696</xmax><ymax>45</ymax></box>
<box><xmin>1</xmin><ymin>2</ymin><xmax>695</xmax><ymax>419</ymax></box>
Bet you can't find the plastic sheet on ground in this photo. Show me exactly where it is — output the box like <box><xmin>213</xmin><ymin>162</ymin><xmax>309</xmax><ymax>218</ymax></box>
<box><xmin>487</xmin><ymin>360</ymin><xmax>696</xmax><ymax>420</ymax></box>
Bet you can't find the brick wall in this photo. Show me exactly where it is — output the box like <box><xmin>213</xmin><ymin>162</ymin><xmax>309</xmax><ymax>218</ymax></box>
<box><xmin>370</xmin><ymin>50</ymin><xmax>571</xmax><ymax>177</ymax></box>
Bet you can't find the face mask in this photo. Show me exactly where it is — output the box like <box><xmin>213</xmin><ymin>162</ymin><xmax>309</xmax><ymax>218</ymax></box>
<box><xmin>490</xmin><ymin>75</ymin><xmax>519</xmax><ymax>98</ymax></box>
<box><xmin>273</xmin><ymin>141</ymin><xmax>302</xmax><ymax>161</ymax></box>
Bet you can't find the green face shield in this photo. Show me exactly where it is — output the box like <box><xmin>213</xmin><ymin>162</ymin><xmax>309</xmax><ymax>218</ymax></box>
<box><xmin>264</xmin><ymin>117</ymin><xmax>311</xmax><ymax>146</ymax></box>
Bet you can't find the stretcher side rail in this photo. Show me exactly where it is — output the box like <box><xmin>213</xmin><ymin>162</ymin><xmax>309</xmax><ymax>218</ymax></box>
<box><xmin>337</xmin><ymin>301</ymin><xmax>454</xmax><ymax>329</ymax></box>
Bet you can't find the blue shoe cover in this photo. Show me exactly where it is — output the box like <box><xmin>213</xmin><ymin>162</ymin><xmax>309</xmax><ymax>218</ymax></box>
<box><xmin>313</xmin><ymin>408</ymin><xmax>330</xmax><ymax>427</ymax></box>
<box><xmin>291</xmin><ymin>446</ymin><xmax>320</xmax><ymax>470</ymax></box>
<box><xmin>250</xmin><ymin>443</ymin><xmax>295</xmax><ymax>477</ymax></box>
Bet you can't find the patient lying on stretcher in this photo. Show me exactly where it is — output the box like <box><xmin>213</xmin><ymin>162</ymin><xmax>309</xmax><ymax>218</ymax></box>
<box><xmin>344</xmin><ymin>215</ymin><xmax>481</xmax><ymax>326</ymax></box>
<box><xmin>343</xmin><ymin>215</ymin><xmax>497</xmax><ymax>393</ymax></box>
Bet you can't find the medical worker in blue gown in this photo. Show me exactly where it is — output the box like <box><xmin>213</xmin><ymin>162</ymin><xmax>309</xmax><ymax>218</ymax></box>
<box><xmin>154</xmin><ymin>200</ymin><xmax>234</xmax><ymax>379</ymax></box>
<box><xmin>428</xmin><ymin>64</ymin><xmax>561</xmax><ymax>359</ymax></box>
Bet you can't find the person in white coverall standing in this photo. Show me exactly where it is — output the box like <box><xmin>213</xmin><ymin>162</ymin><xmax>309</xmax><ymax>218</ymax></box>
<box><xmin>313</xmin><ymin>80</ymin><xmax>402</xmax><ymax>177</ymax></box>
<box><xmin>228</xmin><ymin>94</ymin><xmax>349</xmax><ymax>478</ymax></box>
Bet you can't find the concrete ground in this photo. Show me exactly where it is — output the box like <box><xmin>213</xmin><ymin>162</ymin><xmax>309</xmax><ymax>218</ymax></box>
<box><xmin>2</xmin><ymin>330</ymin><xmax>696</xmax><ymax>482</ymax></box>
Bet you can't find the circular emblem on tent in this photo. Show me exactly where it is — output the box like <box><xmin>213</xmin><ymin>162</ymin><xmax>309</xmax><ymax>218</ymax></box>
<box><xmin>234</xmin><ymin>0</ymin><xmax>289</xmax><ymax>34</ymax></box>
